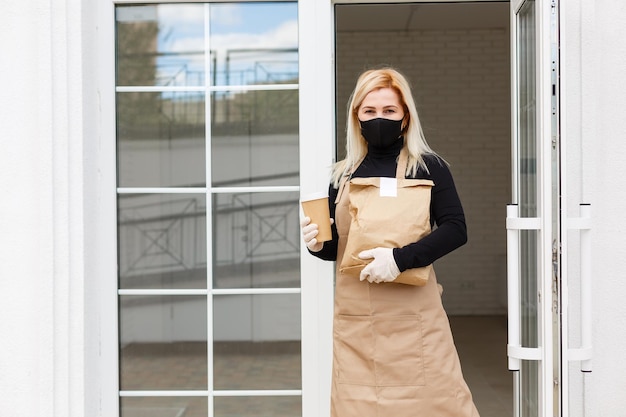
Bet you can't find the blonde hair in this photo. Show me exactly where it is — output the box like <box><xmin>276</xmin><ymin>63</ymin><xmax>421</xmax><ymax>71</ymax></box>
<box><xmin>331</xmin><ymin>67</ymin><xmax>436</xmax><ymax>187</ymax></box>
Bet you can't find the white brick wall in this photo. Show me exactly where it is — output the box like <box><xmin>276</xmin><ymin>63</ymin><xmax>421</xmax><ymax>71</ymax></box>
<box><xmin>336</xmin><ymin>27</ymin><xmax>510</xmax><ymax>314</ymax></box>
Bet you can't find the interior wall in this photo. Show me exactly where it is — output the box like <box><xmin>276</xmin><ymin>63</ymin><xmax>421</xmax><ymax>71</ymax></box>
<box><xmin>335</xmin><ymin>11</ymin><xmax>511</xmax><ymax>314</ymax></box>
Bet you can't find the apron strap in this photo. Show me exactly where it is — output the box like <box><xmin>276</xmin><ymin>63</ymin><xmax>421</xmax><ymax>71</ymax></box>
<box><xmin>335</xmin><ymin>173</ymin><xmax>350</xmax><ymax>204</ymax></box>
<box><xmin>335</xmin><ymin>154</ymin><xmax>365</xmax><ymax>204</ymax></box>
<box><xmin>395</xmin><ymin>146</ymin><xmax>409</xmax><ymax>179</ymax></box>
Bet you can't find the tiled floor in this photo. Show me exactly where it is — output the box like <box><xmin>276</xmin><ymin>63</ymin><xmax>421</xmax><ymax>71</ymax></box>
<box><xmin>121</xmin><ymin>315</ymin><xmax>512</xmax><ymax>416</ymax></box>
<box><xmin>450</xmin><ymin>315</ymin><xmax>513</xmax><ymax>417</ymax></box>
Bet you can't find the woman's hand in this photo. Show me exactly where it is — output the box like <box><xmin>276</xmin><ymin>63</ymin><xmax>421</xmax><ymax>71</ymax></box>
<box><xmin>358</xmin><ymin>247</ymin><xmax>400</xmax><ymax>283</ymax></box>
<box><xmin>301</xmin><ymin>216</ymin><xmax>324</xmax><ymax>252</ymax></box>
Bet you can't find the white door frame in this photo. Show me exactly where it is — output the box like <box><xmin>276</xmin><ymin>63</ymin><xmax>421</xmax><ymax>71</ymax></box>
<box><xmin>95</xmin><ymin>0</ymin><xmax>120</xmax><ymax>416</ymax></box>
<box><xmin>507</xmin><ymin>1</ymin><xmax>592</xmax><ymax>416</ymax></box>
<box><xmin>507</xmin><ymin>0</ymin><xmax>556</xmax><ymax>415</ymax></box>
<box><xmin>298</xmin><ymin>2</ymin><xmax>335</xmax><ymax>417</ymax></box>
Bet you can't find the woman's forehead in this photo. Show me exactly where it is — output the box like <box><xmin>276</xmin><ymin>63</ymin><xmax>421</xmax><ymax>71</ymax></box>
<box><xmin>361</xmin><ymin>87</ymin><xmax>402</xmax><ymax>106</ymax></box>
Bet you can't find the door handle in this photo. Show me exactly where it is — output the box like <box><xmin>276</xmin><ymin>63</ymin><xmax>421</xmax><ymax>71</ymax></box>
<box><xmin>567</xmin><ymin>203</ymin><xmax>593</xmax><ymax>372</ymax></box>
<box><xmin>506</xmin><ymin>204</ymin><xmax>542</xmax><ymax>371</ymax></box>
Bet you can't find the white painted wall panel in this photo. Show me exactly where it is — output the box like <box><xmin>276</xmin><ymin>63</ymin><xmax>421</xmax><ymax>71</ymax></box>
<box><xmin>582</xmin><ymin>2</ymin><xmax>626</xmax><ymax>416</ymax></box>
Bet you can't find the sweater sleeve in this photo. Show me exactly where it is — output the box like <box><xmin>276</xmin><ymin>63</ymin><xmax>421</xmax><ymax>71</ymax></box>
<box><xmin>393</xmin><ymin>156</ymin><xmax>467</xmax><ymax>271</ymax></box>
<box><xmin>307</xmin><ymin>183</ymin><xmax>339</xmax><ymax>261</ymax></box>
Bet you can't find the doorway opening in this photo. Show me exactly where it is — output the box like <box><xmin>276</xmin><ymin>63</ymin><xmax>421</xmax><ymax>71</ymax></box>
<box><xmin>334</xmin><ymin>2</ymin><xmax>512</xmax><ymax>416</ymax></box>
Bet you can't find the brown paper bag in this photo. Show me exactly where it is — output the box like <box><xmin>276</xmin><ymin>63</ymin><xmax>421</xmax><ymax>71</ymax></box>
<box><xmin>339</xmin><ymin>177</ymin><xmax>434</xmax><ymax>286</ymax></box>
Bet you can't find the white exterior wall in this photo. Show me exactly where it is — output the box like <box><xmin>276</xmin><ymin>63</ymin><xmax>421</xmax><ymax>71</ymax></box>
<box><xmin>0</xmin><ymin>3</ymin><xmax>54</xmax><ymax>414</ymax></box>
<box><xmin>0</xmin><ymin>0</ymin><xmax>114</xmax><ymax>416</ymax></box>
<box><xmin>0</xmin><ymin>0</ymin><xmax>84</xmax><ymax>416</ymax></box>
<box><xmin>578</xmin><ymin>1</ymin><xmax>626</xmax><ymax>415</ymax></box>
<box><xmin>0</xmin><ymin>0</ymin><xmax>625</xmax><ymax>416</ymax></box>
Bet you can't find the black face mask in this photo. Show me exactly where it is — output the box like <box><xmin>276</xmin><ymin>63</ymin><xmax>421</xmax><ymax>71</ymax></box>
<box><xmin>359</xmin><ymin>118</ymin><xmax>403</xmax><ymax>149</ymax></box>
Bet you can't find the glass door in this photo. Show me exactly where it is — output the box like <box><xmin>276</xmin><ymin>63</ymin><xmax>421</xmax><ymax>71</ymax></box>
<box><xmin>508</xmin><ymin>0</ymin><xmax>560</xmax><ymax>416</ymax></box>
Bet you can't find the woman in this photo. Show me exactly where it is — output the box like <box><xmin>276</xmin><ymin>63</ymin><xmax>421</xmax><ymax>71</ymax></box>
<box><xmin>301</xmin><ymin>67</ymin><xmax>480</xmax><ymax>417</ymax></box>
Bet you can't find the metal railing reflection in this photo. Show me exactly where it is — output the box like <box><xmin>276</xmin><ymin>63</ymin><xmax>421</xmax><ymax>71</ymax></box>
<box><xmin>118</xmin><ymin>191</ymin><xmax>300</xmax><ymax>281</ymax></box>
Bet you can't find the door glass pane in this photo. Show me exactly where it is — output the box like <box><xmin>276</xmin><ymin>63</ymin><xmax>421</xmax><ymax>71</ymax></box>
<box><xmin>119</xmin><ymin>295</ymin><xmax>208</xmax><ymax>390</ymax></box>
<box><xmin>517</xmin><ymin>1</ymin><xmax>539</xmax><ymax>416</ymax></box>
<box><xmin>116</xmin><ymin>4</ymin><xmax>206</xmax><ymax>87</ymax></box>
<box><xmin>213</xmin><ymin>192</ymin><xmax>300</xmax><ymax>289</ymax></box>
<box><xmin>121</xmin><ymin>397</ymin><xmax>208</xmax><ymax>417</ymax></box>
<box><xmin>209</xmin><ymin>3</ymin><xmax>298</xmax><ymax>86</ymax></box>
<box><xmin>211</xmin><ymin>89</ymin><xmax>299</xmax><ymax>187</ymax></box>
<box><xmin>115</xmin><ymin>2</ymin><xmax>302</xmax><ymax>415</ymax></box>
<box><xmin>213</xmin><ymin>294</ymin><xmax>301</xmax><ymax>389</ymax></box>
<box><xmin>118</xmin><ymin>194</ymin><xmax>207</xmax><ymax>290</ymax></box>
<box><xmin>215</xmin><ymin>397</ymin><xmax>302</xmax><ymax>417</ymax></box>
<box><xmin>117</xmin><ymin>91</ymin><xmax>206</xmax><ymax>188</ymax></box>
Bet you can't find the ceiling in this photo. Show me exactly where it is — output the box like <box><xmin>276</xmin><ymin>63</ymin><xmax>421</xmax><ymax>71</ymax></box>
<box><xmin>335</xmin><ymin>2</ymin><xmax>510</xmax><ymax>32</ymax></box>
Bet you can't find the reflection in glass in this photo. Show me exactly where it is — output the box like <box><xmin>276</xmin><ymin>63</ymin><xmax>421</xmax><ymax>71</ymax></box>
<box><xmin>211</xmin><ymin>89</ymin><xmax>299</xmax><ymax>187</ymax></box>
<box><xmin>215</xmin><ymin>396</ymin><xmax>301</xmax><ymax>417</ymax></box>
<box><xmin>214</xmin><ymin>294</ymin><xmax>301</xmax><ymax>390</ymax></box>
<box><xmin>115</xmin><ymin>2</ymin><xmax>303</xmax><ymax>412</ymax></box>
<box><xmin>117</xmin><ymin>92</ymin><xmax>206</xmax><ymax>188</ymax></box>
<box><xmin>517</xmin><ymin>1</ymin><xmax>539</xmax><ymax>416</ymax></box>
<box><xmin>116</xmin><ymin>3</ymin><xmax>298</xmax><ymax>88</ymax></box>
<box><xmin>121</xmin><ymin>397</ymin><xmax>208</xmax><ymax>417</ymax></box>
<box><xmin>116</xmin><ymin>4</ymin><xmax>206</xmax><ymax>87</ymax></box>
<box><xmin>118</xmin><ymin>194</ymin><xmax>206</xmax><ymax>289</ymax></box>
<box><xmin>213</xmin><ymin>192</ymin><xmax>300</xmax><ymax>288</ymax></box>
<box><xmin>209</xmin><ymin>3</ymin><xmax>298</xmax><ymax>86</ymax></box>
<box><xmin>119</xmin><ymin>295</ymin><xmax>208</xmax><ymax>390</ymax></box>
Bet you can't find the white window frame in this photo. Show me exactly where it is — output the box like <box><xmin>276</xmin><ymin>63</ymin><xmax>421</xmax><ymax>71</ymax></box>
<box><xmin>298</xmin><ymin>1</ymin><xmax>335</xmax><ymax>416</ymax></box>
<box><xmin>94</xmin><ymin>0</ymin><xmax>120</xmax><ymax>415</ymax></box>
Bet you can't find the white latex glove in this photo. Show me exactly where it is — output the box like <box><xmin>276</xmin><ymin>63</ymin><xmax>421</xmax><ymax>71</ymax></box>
<box><xmin>300</xmin><ymin>216</ymin><xmax>333</xmax><ymax>252</ymax></box>
<box><xmin>358</xmin><ymin>247</ymin><xmax>401</xmax><ymax>283</ymax></box>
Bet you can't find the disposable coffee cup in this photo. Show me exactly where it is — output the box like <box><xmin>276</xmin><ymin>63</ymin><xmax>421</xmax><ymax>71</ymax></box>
<box><xmin>301</xmin><ymin>192</ymin><xmax>332</xmax><ymax>242</ymax></box>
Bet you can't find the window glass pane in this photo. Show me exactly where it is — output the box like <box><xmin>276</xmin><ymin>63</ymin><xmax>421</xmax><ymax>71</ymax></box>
<box><xmin>214</xmin><ymin>294</ymin><xmax>301</xmax><ymax>390</ymax></box>
<box><xmin>118</xmin><ymin>194</ymin><xmax>207</xmax><ymax>290</ymax></box>
<box><xmin>119</xmin><ymin>295</ymin><xmax>208</xmax><ymax>390</ymax></box>
<box><xmin>214</xmin><ymin>396</ymin><xmax>301</xmax><ymax>417</ymax></box>
<box><xmin>209</xmin><ymin>3</ymin><xmax>298</xmax><ymax>86</ymax></box>
<box><xmin>213</xmin><ymin>192</ymin><xmax>300</xmax><ymax>289</ymax></box>
<box><xmin>117</xmin><ymin>92</ymin><xmax>206</xmax><ymax>188</ymax></box>
<box><xmin>518</xmin><ymin>0</ymin><xmax>537</xmax><ymax>218</ymax></box>
<box><xmin>211</xmin><ymin>89</ymin><xmax>299</xmax><ymax>187</ymax></box>
<box><xmin>115</xmin><ymin>2</ymin><xmax>302</xmax><ymax>412</ymax></box>
<box><xmin>517</xmin><ymin>1</ymin><xmax>539</xmax><ymax>416</ymax></box>
<box><xmin>116</xmin><ymin>4</ymin><xmax>206</xmax><ymax>87</ymax></box>
<box><xmin>120</xmin><ymin>397</ymin><xmax>208</xmax><ymax>417</ymax></box>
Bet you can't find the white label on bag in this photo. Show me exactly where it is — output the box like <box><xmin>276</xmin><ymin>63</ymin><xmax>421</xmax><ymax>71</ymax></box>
<box><xmin>379</xmin><ymin>177</ymin><xmax>397</xmax><ymax>197</ymax></box>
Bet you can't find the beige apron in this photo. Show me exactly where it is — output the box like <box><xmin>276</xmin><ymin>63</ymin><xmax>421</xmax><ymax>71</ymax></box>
<box><xmin>330</xmin><ymin>148</ymin><xmax>480</xmax><ymax>417</ymax></box>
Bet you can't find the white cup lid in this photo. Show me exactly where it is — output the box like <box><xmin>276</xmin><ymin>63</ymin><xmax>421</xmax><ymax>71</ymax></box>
<box><xmin>301</xmin><ymin>191</ymin><xmax>328</xmax><ymax>202</ymax></box>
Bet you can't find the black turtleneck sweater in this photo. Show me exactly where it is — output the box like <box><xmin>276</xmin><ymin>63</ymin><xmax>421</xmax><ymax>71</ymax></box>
<box><xmin>311</xmin><ymin>139</ymin><xmax>467</xmax><ymax>272</ymax></box>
